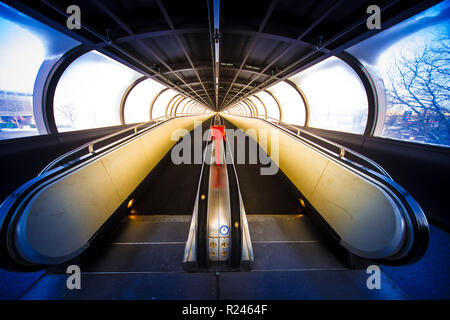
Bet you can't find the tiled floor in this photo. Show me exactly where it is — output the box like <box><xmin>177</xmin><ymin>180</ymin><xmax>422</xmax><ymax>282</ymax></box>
<box><xmin>18</xmin><ymin>214</ymin><xmax>409</xmax><ymax>300</ymax></box>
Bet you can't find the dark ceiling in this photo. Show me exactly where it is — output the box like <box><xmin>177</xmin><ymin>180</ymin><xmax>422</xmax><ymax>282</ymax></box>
<box><xmin>3</xmin><ymin>0</ymin><xmax>440</xmax><ymax>111</ymax></box>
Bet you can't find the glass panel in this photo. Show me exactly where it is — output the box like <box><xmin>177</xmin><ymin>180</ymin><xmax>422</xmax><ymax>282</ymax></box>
<box><xmin>188</xmin><ymin>102</ymin><xmax>199</xmax><ymax>114</ymax></box>
<box><xmin>233</xmin><ymin>103</ymin><xmax>246</xmax><ymax>115</ymax></box>
<box><xmin>227</xmin><ymin>105</ymin><xmax>239</xmax><ymax>115</ymax></box>
<box><xmin>238</xmin><ymin>102</ymin><xmax>250</xmax><ymax>115</ymax></box>
<box><xmin>289</xmin><ymin>56</ymin><xmax>368</xmax><ymax>133</ymax></box>
<box><xmin>192</xmin><ymin>103</ymin><xmax>201</xmax><ymax>114</ymax></box>
<box><xmin>151</xmin><ymin>89</ymin><xmax>178</xmax><ymax>119</ymax></box>
<box><xmin>235</xmin><ymin>102</ymin><xmax>247</xmax><ymax>115</ymax></box>
<box><xmin>267</xmin><ymin>82</ymin><xmax>305</xmax><ymax>125</ymax></box>
<box><xmin>168</xmin><ymin>96</ymin><xmax>185</xmax><ymax>116</ymax></box>
<box><xmin>124</xmin><ymin>78</ymin><xmax>165</xmax><ymax>124</ymax></box>
<box><xmin>243</xmin><ymin>100</ymin><xmax>258</xmax><ymax>116</ymax></box>
<box><xmin>191</xmin><ymin>105</ymin><xmax>199</xmax><ymax>114</ymax></box>
<box><xmin>347</xmin><ymin>1</ymin><xmax>450</xmax><ymax>145</ymax></box>
<box><xmin>255</xmin><ymin>91</ymin><xmax>280</xmax><ymax>120</ymax></box>
<box><xmin>181</xmin><ymin>100</ymin><xmax>194</xmax><ymax>114</ymax></box>
<box><xmin>176</xmin><ymin>99</ymin><xmax>192</xmax><ymax>115</ymax></box>
<box><xmin>0</xmin><ymin>2</ymin><xmax>78</xmax><ymax>140</ymax></box>
<box><xmin>54</xmin><ymin>51</ymin><xmax>141</xmax><ymax>132</ymax></box>
<box><xmin>248</xmin><ymin>96</ymin><xmax>267</xmax><ymax>118</ymax></box>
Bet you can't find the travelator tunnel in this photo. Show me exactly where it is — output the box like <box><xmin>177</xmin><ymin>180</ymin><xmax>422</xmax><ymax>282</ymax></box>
<box><xmin>0</xmin><ymin>0</ymin><xmax>448</xmax><ymax>300</ymax></box>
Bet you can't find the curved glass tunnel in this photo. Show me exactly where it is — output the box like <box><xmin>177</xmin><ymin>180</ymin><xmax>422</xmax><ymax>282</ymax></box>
<box><xmin>0</xmin><ymin>0</ymin><xmax>448</xmax><ymax>301</ymax></box>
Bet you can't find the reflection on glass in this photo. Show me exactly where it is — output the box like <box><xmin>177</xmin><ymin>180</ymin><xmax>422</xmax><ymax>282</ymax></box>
<box><xmin>0</xmin><ymin>2</ymin><xmax>78</xmax><ymax>140</ymax></box>
<box><xmin>124</xmin><ymin>78</ymin><xmax>165</xmax><ymax>124</ymax></box>
<box><xmin>54</xmin><ymin>51</ymin><xmax>142</xmax><ymax>131</ymax></box>
<box><xmin>347</xmin><ymin>1</ymin><xmax>450</xmax><ymax>146</ymax></box>
<box><xmin>289</xmin><ymin>56</ymin><xmax>368</xmax><ymax>134</ymax></box>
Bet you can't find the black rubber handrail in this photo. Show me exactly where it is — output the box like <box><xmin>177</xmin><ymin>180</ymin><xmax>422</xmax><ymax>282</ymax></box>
<box><xmin>253</xmin><ymin>115</ymin><xmax>392</xmax><ymax>179</ymax></box>
<box><xmin>40</xmin><ymin>115</ymin><xmax>195</xmax><ymax>175</ymax></box>
<box><xmin>225</xmin><ymin>139</ymin><xmax>243</xmax><ymax>269</ymax></box>
<box><xmin>195</xmin><ymin>117</ymin><xmax>215</xmax><ymax>268</ymax></box>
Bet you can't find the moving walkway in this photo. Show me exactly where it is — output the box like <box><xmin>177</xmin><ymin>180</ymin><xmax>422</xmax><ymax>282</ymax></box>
<box><xmin>183</xmin><ymin>115</ymin><xmax>253</xmax><ymax>271</ymax></box>
<box><xmin>0</xmin><ymin>114</ymin><xmax>429</xmax><ymax>298</ymax></box>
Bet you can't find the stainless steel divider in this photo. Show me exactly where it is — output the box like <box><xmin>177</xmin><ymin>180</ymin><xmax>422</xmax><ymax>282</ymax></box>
<box><xmin>183</xmin><ymin>115</ymin><xmax>254</xmax><ymax>271</ymax></box>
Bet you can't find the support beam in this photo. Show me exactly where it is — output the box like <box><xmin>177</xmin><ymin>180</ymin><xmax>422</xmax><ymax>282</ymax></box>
<box><xmin>263</xmin><ymin>90</ymin><xmax>282</xmax><ymax>121</ymax></box>
<box><xmin>226</xmin><ymin>0</ymin><xmax>425</xmax><ymax>106</ymax></box>
<box><xmin>165</xmin><ymin>94</ymin><xmax>182</xmax><ymax>117</ymax></box>
<box><xmin>150</xmin><ymin>88</ymin><xmax>170</xmax><ymax>119</ymax></box>
<box><xmin>182</xmin><ymin>100</ymin><xmax>196</xmax><ymax>114</ymax></box>
<box><xmin>21</xmin><ymin>0</ymin><xmax>203</xmax><ymax>107</ymax></box>
<box><xmin>250</xmin><ymin>95</ymin><xmax>268</xmax><ymax>119</ymax></box>
<box><xmin>156</xmin><ymin>0</ymin><xmax>214</xmax><ymax>107</ymax></box>
<box><xmin>94</xmin><ymin>0</ymin><xmax>211</xmax><ymax>108</ymax></box>
<box><xmin>220</xmin><ymin>0</ymin><xmax>278</xmax><ymax>109</ymax></box>
<box><xmin>242</xmin><ymin>99</ymin><xmax>257</xmax><ymax>117</ymax></box>
<box><xmin>244</xmin><ymin>98</ymin><xmax>262</xmax><ymax>118</ymax></box>
<box><xmin>168</xmin><ymin>95</ymin><xmax>185</xmax><ymax>116</ymax></box>
<box><xmin>225</xmin><ymin>0</ymin><xmax>344</xmax><ymax>107</ymax></box>
<box><xmin>207</xmin><ymin>0</ymin><xmax>221</xmax><ymax>110</ymax></box>
<box><xmin>173</xmin><ymin>97</ymin><xmax>188</xmax><ymax>115</ymax></box>
<box><xmin>237</xmin><ymin>102</ymin><xmax>250</xmax><ymax>116</ymax></box>
<box><xmin>284</xmin><ymin>79</ymin><xmax>310</xmax><ymax>126</ymax></box>
<box><xmin>113</xmin><ymin>28</ymin><xmax>328</xmax><ymax>58</ymax></box>
<box><xmin>162</xmin><ymin>64</ymin><xmax>277</xmax><ymax>80</ymax></box>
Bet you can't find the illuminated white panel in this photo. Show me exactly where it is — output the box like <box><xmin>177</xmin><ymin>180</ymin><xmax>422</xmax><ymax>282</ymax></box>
<box><xmin>267</xmin><ymin>82</ymin><xmax>305</xmax><ymax>125</ymax></box>
<box><xmin>124</xmin><ymin>78</ymin><xmax>165</xmax><ymax>124</ymax></box>
<box><xmin>177</xmin><ymin>99</ymin><xmax>192</xmax><ymax>115</ymax></box>
<box><xmin>55</xmin><ymin>51</ymin><xmax>142</xmax><ymax>131</ymax></box>
<box><xmin>152</xmin><ymin>89</ymin><xmax>178</xmax><ymax>119</ymax></box>
<box><xmin>255</xmin><ymin>91</ymin><xmax>280</xmax><ymax>120</ymax></box>
<box><xmin>289</xmin><ymin>56</ymin><xmax>368</xmax><ymax>134</ymax></box>
<box><xmin>248</xmin><ymin>96</ymin><xmax>266</xmax><ymax>118</ymax></box>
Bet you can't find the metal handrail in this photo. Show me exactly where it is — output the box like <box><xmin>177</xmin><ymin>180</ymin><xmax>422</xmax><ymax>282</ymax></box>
<box><xmin>40</xmin><ymin>114</ymin><xmax>198</xmax><ymax>175</ymax></box>
<box><xmin>238</xmin><ymin>114</ymin><xmax>392</xmax><ymax>179</ymax></box>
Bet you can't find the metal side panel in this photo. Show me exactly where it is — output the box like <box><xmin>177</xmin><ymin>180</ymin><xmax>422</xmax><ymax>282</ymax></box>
<box><xmin>239</xmin><ymin>197</ymin><xmax>254</xmax><ymax>269</ymax></box>
<box><xmin>207</xmin><ymin>139</ymin><xmax>232</xmax><ymax>262</ymax></box>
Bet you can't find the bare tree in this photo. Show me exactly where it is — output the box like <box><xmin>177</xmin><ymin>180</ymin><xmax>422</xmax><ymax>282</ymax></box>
<box><xmin>384</xmin><ymin>34</ymin><xmax>450</xmax><ymax>145</ymax></box>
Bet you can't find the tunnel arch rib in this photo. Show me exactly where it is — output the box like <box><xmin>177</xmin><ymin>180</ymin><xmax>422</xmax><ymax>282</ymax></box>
<box><xmin>263</xmin><ymin>89</ymin><xmax>282</xmax><ymax>121</ymax></box>
<box><xmin>119</xmin><ymin>76</ymin><xmax>148</xmax><ymax>125</ymax></box>
<box><xmin>336</xmin><ymin>52</ymin><xmax>379</xmax><ymax>136</ymax></box>
<box><xmin>34</xmin><ymin>45</ymin><xmax>90</xmax><ymax>134</ymax></box>
<box><xmin>149</xmin><ymin>88</ymin><xmax>170</xmax><ymax>120</ymax></box>
<box><xmin>283</xmin><ymin>79</ymin><xmax>310</xmax><ymax>127</ymax></box>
